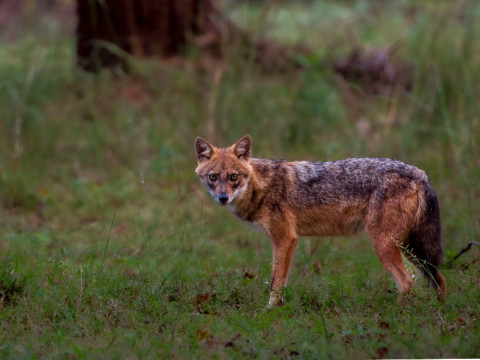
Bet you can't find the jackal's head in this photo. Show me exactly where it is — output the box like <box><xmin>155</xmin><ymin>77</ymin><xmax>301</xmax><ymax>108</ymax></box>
<box><xmin>194</xmin><ymin>135</ymin><xmax>252</xmax><ymax>206</ymax></box>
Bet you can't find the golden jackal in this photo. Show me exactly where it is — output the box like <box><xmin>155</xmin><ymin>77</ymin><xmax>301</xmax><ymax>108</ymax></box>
<box><xmin>194</xmin><ymin>135</ymin><xmax>446</xmax><ymax>306</ymax></box>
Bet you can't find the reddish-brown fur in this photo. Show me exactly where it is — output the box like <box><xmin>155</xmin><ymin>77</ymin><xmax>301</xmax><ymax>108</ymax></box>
<box><xmin>195</xmin><ymin>135</ymin><xmax>446</xmax><ymax>306</ymax></box>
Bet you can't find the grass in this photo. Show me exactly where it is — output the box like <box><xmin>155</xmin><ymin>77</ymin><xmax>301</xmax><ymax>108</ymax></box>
<box><xmin>0</xmin><ymin>0</ymin><xmax>479</xmax><ymax>358</ymax></box>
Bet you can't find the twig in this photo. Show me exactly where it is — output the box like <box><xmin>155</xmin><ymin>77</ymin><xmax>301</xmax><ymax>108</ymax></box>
<box><xmin>206</xmin><ymin>66</ymin><xmax>224</xmax><ymax>142</ymax></box>
<box><xmin>13</xmin><ymin>48</ymin><xmax>45</xmax><ymax>162</ymax></box>
<box><xmin>100</xmin><ymin>213</ymin><xmax>116</xmax><ymax>273</ymax></box>
<box><xmin>452</xmin><ymin>241</ymin><xmax>480</xmax><ymax>261</ymax></box>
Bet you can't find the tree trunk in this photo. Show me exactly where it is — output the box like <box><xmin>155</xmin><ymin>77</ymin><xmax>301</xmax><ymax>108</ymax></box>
<box><xmin>76</xmin><ymin>0</ymin><xmax>216</xmax><ymax>72</ymax></box>
<box><xmin>76</xmin><ymin>0</ymin><xmax>304</xmax><ymax>72</ymax></box>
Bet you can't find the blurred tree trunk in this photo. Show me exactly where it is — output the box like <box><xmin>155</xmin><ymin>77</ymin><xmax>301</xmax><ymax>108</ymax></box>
<box><xmin>76</xmin><ymin>0</ymin><xmax>222</xmax><ymax>72</ymax></box>
<box><xmin>76</xmin><ymin>0</ymin><xmax>299</xmax><ymax>72</ymax></box>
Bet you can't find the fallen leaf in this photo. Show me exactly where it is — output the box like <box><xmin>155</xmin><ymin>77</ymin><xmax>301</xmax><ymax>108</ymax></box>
<box><xmin>376</xmin><ymin>346</ymin><xmax>389</xmax><ymax>359</ymax></box>
<box><xmin>243</xmin><ymin>271</ymin><xmax>255</xmax><ymax>279</ymax></box>
<box><xmin>114</xmin><ymin>223</ymin><xmax>127</xmax><ymax>235</ymax></box>
<box><xmin>342</xmin><ymin>334</ymin><xmax>353</xmax><ymax>344</ymax></box>
<box><xmin>224</xmin><ymin>334</ymin><xmax>240</xmax><ymax>348</ymax></box>
<box><xmin>378</xmin><ymin>320</ymin><xmax>390</xmax><ymax>330</ymax></box>
<box><xmin>277</xmin><ymin>347</ymin><xmax>289</xmax><ymax>359</ymax></box>
<box><xmin>196</xmin><ymin>328</ymin><xmax>209</xmax><ymax>341</ymax></box>
<box><xmin>194</xmin><ymin>293</ymin><xmax>214</xmax><ymax>305</ymax></box>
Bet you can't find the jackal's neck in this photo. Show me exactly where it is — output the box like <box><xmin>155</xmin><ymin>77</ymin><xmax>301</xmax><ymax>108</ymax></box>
<box><xmin>228</xmin><ymin>163</ymin><xmax>264</xmax><ymax>222</ymax></box>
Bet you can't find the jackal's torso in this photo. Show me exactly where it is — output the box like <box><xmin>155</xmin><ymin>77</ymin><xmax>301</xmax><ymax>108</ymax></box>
<box><xmin>228</xmin><ymin>157</ymin><xmax>429</xmax><ymax>237</ymax></box>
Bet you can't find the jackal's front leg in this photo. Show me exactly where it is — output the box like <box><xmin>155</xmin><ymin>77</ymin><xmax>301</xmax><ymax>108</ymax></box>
<box><xmin>268</xmin><ymin>233</ymin><xmax>298</xmax><ymax>307</ymax></box>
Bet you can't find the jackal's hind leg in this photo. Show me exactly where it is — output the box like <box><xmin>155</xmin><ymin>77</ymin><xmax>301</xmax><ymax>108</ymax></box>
<box><xmin>367</xmin><ymin>213</ymin><xmax>414</xmax><ymax>302</ymax></box>
<box><xmin>366</xmin><ymin>189</ymin><xmax>421</xmax><ymax>302</ymax></box>
<box><xmin>369</xmin><ymin>232</ymin><xmax>414</xmax><ymax>302</ymax></box>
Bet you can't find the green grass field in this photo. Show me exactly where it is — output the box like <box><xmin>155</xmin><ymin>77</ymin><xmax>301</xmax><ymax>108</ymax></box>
<box><xmin>1</xmin><ymin>1</ymin><xmax>479</xmax><ymax>358</ymax></box>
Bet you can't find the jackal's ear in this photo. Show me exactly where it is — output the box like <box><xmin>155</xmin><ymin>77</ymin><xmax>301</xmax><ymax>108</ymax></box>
<box><xmin>195</xmin><ymin>137</ymin><xmax>215</xmax><ymax>164</ymax></box>
<box><xmin>233</xmin><ymin>135</ymin><xmax>251</xmax><ymax>161</ymax></box>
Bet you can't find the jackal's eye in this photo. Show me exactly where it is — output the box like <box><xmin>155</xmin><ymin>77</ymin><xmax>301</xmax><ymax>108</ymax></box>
<box><xmin>230</xmin><ymin>174</ymin><xmax>238</xmax><ymax>181</ymax></box>
<box><xmin>209</xmin><ymin>174</ymin><xmax>217</xmax><ymax>181</ymax></box>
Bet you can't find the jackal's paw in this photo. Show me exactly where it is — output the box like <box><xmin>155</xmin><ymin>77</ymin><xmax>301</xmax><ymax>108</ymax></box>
<box><xmin>437</xmin><ymin>290</ymin><xmax>447</xmax><ymax>303</ymax></box>
<box><xmin>267</xmin><ymin>291</ymin><xmax>284</xmax><ymax>309</ymax></box>
<box><xmin>397</xmin><ymin>291</ymin><xmax>414</xmax><ymax>305</ymax></box>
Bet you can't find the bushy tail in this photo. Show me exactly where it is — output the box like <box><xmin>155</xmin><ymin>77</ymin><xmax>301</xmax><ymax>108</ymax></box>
<box><xmin>405</xmin><ymin>180</ymin><xmax>446</xmax><ymax>300</ymax></box>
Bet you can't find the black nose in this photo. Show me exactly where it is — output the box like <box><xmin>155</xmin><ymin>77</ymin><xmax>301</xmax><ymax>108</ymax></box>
<box><xmin>218</xmin><ymin>195</ymin><xmax>229</xmax><ymax>204</ymax></box>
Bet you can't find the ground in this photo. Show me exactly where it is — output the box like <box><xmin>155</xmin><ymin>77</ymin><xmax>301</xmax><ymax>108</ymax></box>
<box><xmin>0</xmin><ymin>0</ymin><xmax>479</xmax><ymax>358</ymax></box>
